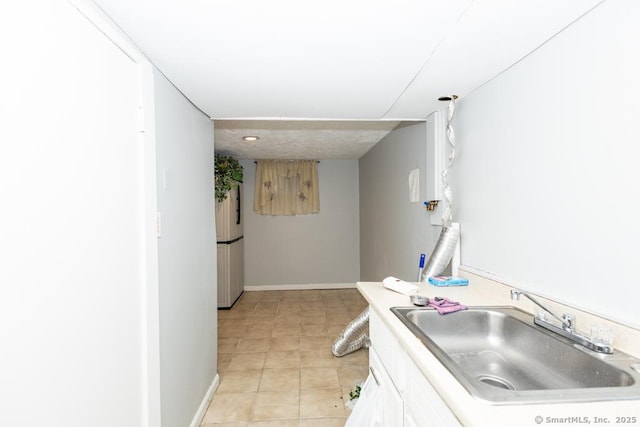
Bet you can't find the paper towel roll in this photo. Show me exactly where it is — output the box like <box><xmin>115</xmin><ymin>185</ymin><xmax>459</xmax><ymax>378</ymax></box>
<box><xmin>383</xmin><ymin>276</ymin><xmax>419</xmax><ymax>295</ymax></box>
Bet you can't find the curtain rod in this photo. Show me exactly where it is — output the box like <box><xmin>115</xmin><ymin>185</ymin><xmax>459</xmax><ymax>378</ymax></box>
<box><xmin>254</xmin><ymin>160</ymin><xmax>320</xmax><ymax>163</ymax></box>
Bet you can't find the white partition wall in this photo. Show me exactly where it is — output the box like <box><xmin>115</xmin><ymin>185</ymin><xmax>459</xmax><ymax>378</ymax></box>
<box><xmin>0</xmin><ymin>2</ymin><xmax>150</xmax><ymax>426</ymax></box>
<box><xmin>0</xmin><ymin>2</ymin><xmax>218</xmax><ymax>426</ymax></box>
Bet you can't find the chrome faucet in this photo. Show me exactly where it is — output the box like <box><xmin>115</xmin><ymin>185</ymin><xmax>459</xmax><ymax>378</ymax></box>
<box><xmin>510</xmin><ymin>289</ymin><xmax>613</xmax><ymax>354</ymax></box>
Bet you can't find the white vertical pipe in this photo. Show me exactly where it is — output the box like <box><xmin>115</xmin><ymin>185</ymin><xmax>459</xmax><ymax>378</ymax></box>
<box><xmin>441</xmin><ymin>97</ymin><xmax>457</xmax><ymax>227</ymax></box>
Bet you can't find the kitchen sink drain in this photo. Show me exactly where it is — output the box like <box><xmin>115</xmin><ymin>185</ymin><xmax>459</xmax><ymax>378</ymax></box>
<box><xmin>477</xmin><ymin>375</ymin><xmax>516</xmax><ymax>391</ymax></box>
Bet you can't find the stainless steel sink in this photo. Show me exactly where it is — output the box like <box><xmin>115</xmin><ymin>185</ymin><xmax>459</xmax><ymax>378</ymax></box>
<box><xmin>391</xmin><ymin>306</ymin><xmax>640</xmax><ymax>404</ymax></box>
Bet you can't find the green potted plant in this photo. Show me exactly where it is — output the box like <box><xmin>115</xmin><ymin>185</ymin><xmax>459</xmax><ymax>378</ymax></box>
<box><xmin>214</xmin><ymin>154</ymin><xmax>243</xmax><ymax>202</ymax></box>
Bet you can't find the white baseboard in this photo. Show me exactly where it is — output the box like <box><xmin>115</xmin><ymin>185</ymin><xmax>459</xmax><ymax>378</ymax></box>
<box><xmin>244</xmin><ymin>283</ymin><xmax>357</xmax><ymax>291</ymax></box>
<box><xmin>189</xmin><ymin>373</ymin><xmax>219</xmax><ymax>427</ymax></box>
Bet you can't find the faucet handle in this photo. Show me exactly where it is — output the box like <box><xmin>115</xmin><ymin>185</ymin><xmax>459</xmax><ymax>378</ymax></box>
<box><xmin>590</xmin><ymin>325</ymin><xmax>613</xmax><ymax>347</ymax></box>
<box><xmin>535</xmin><ymin>309</ymin><xmax>547</xmax><ymax>321</ymax></box>
<box><xmin>562</xmin><ymin>313</ymin><xmax>575</xmax><ymax>331</ymax></box>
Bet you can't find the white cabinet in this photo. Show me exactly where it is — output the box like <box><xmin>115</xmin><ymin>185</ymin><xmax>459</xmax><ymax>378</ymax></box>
<box><xmin>368</xmin><ymin>309</ymin><xmax>461</xmax><ymax>427</ymax></box>
<box><xmin>216</xmin><ymin>185</ymin><xmax>244</xmax><ymax>308</ymax></box>
<box><xmin>369</xmin><ymin>347</ymin><xmax>404</xmax><ymax>425</ymax></box>
<box><xmin>403</xmin><ymin>354</ymin><xmax>461</xmax><ymax>427</ymax></box>
<box><xmin>217</xmin><ymin>238</ymin><xmax>244</xmax><ymax>308</ymax></box>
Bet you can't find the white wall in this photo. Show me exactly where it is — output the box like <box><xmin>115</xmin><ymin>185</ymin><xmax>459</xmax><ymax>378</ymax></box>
<box><xmin>240</xmin><ymin>160</ymin><xmax>360</xmax><ymax>286</ymax></box>
<box><xmin>360</xmin><ymin>122</ymin><xmax>443</xmax><ymax>282</ymax></box>
<box><xmin>0</xmin><ymin>3</ymin><xmax>219</xmax><ymax>426</ymax></box>
<box><xmin>359</xmin><ymin>2</ymin><xmax>640</xmax><ymax>329</ymax></box>
<box><xmin>0</xmin><ymin>2</ymin><xmax>148</xmax><ymax>425</ymax></box>
<box><xmin>452</xmin><ymin>0</ymin><xmax>640</xmax><ymax>327</ymax></box>
<box><xmin>154</xmin><ymin>73</ymin><xmax>217</xmax><ymax>427</ymax></box>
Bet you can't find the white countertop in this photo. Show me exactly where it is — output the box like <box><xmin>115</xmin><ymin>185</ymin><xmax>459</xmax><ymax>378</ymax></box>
<box><xmin>357</xmin><ymin>275</ymin><xmax>640</xmax><ymax>427</ymax></box>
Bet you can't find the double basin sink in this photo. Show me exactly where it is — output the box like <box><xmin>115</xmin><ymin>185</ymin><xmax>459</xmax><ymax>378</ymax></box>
<box><xmin>391</xmin><ymin>306</ymin><xmax>640</xmax><ymax>404</ymax></box>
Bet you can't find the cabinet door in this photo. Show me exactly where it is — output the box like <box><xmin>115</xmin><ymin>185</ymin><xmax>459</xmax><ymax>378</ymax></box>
<box><xmin>217</xmin><ymin>244</ymin><xmax>230</xmax><ymax>307</ymax></box>
<box><xmin>404</xmin><ymin>412</ymin><xmax>420</xmax><ymax>427</ymax></box>
<box><xmin>229</xmin><ymin>238</ymin><xmax>244</xmax><ymax>304</ymax></box>
<box><xmin>215</xmin><ymin>184</ymin><xmax>243</xmax><ymax>241</ymax></box>
<box><xmin>370</xmin><ymin>348</ymin><xmax>404</xmax><ymax>426</ymax></box>
<box><xmin>369</xmin><ymin>309</ymin><xmax>405</xmax><ymax>388</ymax></box>
<box><xmin>405</xmin><ymin>360</ymin><xmax>462</xmax><ymax>427</ymax></box>
<box><xmin>345</xmin><ymin>369</ymin><xmax>383</xmax><ymax>427</ymax></box>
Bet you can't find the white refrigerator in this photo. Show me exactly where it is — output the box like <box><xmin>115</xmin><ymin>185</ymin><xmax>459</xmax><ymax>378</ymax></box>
<box><xmin>216</xmin><ymin>185</ymin><xmax>244</xmax><ymax>308</ymax></box>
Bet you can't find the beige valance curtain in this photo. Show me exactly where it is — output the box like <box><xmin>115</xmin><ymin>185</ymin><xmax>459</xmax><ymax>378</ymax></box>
<box><xmin>254</xmin><ymin>160</ymin><xmax>320</xmax><ymax>215</ymax></box>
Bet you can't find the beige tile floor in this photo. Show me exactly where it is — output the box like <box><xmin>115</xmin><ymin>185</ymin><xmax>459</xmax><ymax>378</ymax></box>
<box><xmin>201</xmin><ymin>289</ymin><xmax>369</xmax><ymax>427</ymax></box>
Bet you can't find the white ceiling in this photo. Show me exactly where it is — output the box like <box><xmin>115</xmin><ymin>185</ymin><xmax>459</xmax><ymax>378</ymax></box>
<box><xmin>94</xmin><ymin>0</ymin><xmax>603</xmax><ymax>159</ymax></box>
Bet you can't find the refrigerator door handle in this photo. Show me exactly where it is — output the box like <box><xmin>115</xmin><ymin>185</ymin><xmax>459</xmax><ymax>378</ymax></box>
<box><xmin>236</xmin><ymin>185</ymin><xmax>241</xmax><ymax>225</ymax></box>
